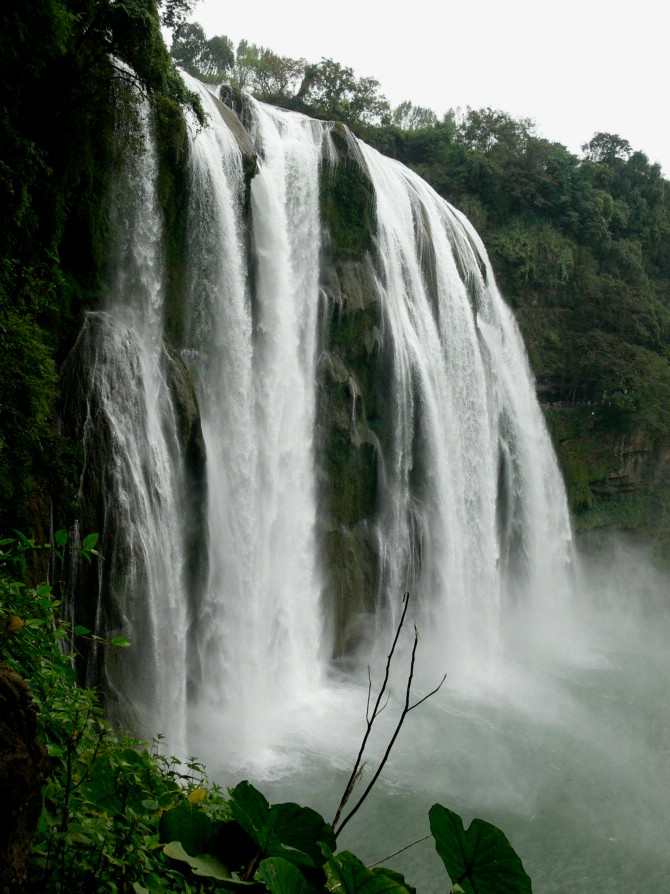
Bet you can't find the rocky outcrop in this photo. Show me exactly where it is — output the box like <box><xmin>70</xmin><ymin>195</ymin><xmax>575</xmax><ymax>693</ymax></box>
<box><xmin>163</xmin><ymin>342</ymin><xmax>209</xmax><ymax>603</ymax></box>
<box><xmin>211</xmin><ymin>87</ymin><xmax>258</xmax><ymax>184</ymax></box>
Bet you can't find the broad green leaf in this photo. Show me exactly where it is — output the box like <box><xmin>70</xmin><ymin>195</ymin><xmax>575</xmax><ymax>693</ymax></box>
<box><xmin>190</xmin><ymin>852</ymin><xmax>233</xmax><ymax>881</ymax></box>
<box><xmin>54</xmin><ymin>529</ymin><xmax>68</xmax><ymax>547</ymax></box>
<box><xmin>159</xmin><ymin>805</ymin><xmax>217</xmax><ymax>856</ymax></box>
<box><xmin>82</xmin><ymin>532</ymin><xmax>99</xmax><ymax>550</ymax></box>
<box><xmin>141</xmin><ymin>799</ymin><xmax>160</xmax><ymax>811</ymax></box>
<box><xmin>429</xmin><ymin>804</ymin><xmax>532</xmax><ymax>894</ymax></box>
<box><xmin>266</xmin><ymin>801</ymin><xmax>336</xmax><ymax>866</ymax></box>
<box><xmin>75</xmin><ymin>625</ymin><xmax>91</xmax><ymax>636</ymax></box>
<box><xmin>230</xmin><ymin>780</ymin><xmax>271</xmax><ymax>846</ymax></box>
<box><xmin>163</xmin><ymin>841</ymin><xmax>257</xmax><ymax>888</ymax></box>
<box><xmin>371</xmin><ymin>867</ymin><xmax>416</xmax><ymax>894</ymax></box>
<box><xmin>257</xmin><ymin>857</ymin><xmax>315</xmax><ymax>894</ymax></box>
<box><xmin>230</xmin><ymin>781</ymin><xmax>335</xmax><ymax>870</ymax></box>
<box><xmin>323</xmin><ymin>849</ymin><xmax>414</xmax><ymax>894</ymax></box>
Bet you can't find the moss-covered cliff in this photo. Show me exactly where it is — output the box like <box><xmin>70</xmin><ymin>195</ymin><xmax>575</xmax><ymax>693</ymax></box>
<box><xmin>0</xmin><ymin>0</ymin><xmax>203</xmax><ymax>534</ymax></box>
<box><xmin>315</xmin><ymin>125</ymin><xmax>383</xmax><ymax>653</ymax></box>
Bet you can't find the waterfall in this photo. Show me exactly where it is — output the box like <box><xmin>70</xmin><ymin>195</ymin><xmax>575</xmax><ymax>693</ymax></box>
<box><xmin>178</xmin><ymin>80</ymin><xmax>328</xmax><ymax>762</ymax></box>
<box><xmin>59</xmin><ymin>79</ymin><xmax>670</xmax><ymax>893</ymax></box>
<box><xmin>62</xmin><ymin>100</ymin><xmax>190</xmax><ymax>753</ymax></box>
<box><xmin>357</xmin><ymin>145</ymin><xmax>574</xmax><ymax>679</ymax></box>
<box><xmin>64</xmin><ymin>81</ymin><xmax>575</xmax><ymax>755</ymax></box>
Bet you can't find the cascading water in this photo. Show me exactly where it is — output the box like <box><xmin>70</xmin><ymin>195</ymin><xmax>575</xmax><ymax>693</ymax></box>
<box><xmin>357</xmin><ymin>144</ymin><xmax>574</xmax><ymax>679</ymax></box>
<box><xmin>63</xmin><ymin>81</ymin><xmax>670</xmax><ymax>891</ymax></box>
<box><xmin>62</xmin><ymin>100</ymin><xmax>190</xmax><ymax>754</ymax></box>
<box><xmin>177</xmin><ymin>79</ymin><xmax>329</xmax><ymax>764</ymax></box>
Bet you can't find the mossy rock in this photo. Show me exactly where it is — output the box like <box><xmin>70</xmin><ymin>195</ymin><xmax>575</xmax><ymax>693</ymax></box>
<box><xmin>320</xmin><ymin>123</ymin><xmax>375</xmax><ymax>262</ymax></box>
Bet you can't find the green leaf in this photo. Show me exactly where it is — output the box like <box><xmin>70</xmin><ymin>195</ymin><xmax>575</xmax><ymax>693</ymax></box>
<box><xmin>257</xmin><ymin>857</ymin><xmax>315</xmax><ymax>894</ymax></box>
<box><xmin>163</xmin><ymin>841</ymin><xmax>257</xmax><ymax>888</ymax></box>
<box><xmin>54</xmin><ymin>529</ymin><xmax>68</xmax><ymax>547</ymax></box>
<box><xmin>266</xmin><ymin>801</ymin><xmax>336</xmax><ymax>866</ymax></box>
<box><xmin>229</xmin><ymin>781</ymin><xmax>271</xmax><ymax>846</ymax></box>
<box><xmin>371</xmin><ymin>867</ymin><xmax>416</xmax><ymax>894</ymax></box>
<box><xmin>142</xmin><ymin>799</ymin><xmax>160</xmax><ymax>811</ymax></box>
<box><xmin>428</xmin><ymin>804</ymin><xmax>532</xmax><ymax>894</ymax></box>
<box><xmin>82</xmin><ymin>532</ymin><xmax>99</xmax><ymax>550</ymax></box>
<box><xmin>230</xmin><ymin>780</ymin><xmax>335</xmax><ymax>869</ymax></box>
<box><xmin>110</xmin><ymin>636</ymin><xmax>131</xmax><ymax>648</ymax></box>
<box><xmin>75</xmin><ymin>625</ymin><xmax>91</xmax><ymax>636</ymax></box>
<box><xmin>159</xmin><ymin>805</ymin><xmax>217</xmax><ymax>856</ymax></box>
<box><xmin>323</xmin><ymin>849</ymin><xmax>414</xmax><ymax>894</ymax></box>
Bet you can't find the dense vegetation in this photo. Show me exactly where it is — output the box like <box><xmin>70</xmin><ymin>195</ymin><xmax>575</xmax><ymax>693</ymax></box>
<box><xmin>0</xmin><ymin>0</ymin><xmax>201</xmax><ymax>532</ymax></box>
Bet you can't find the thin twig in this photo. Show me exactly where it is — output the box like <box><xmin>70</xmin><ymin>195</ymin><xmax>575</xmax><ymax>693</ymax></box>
<box><xmin>367</xmin><ymin>834</ymin><xmax>432</xmax><ymax>868</ymax></box>
<box><xmin>333</xmin><ymin>622</ymin><xmax>446</xmax><ymax>838</ymax></box>
<box><xmin>332</xmin><ymin>593</ymin><xmax>411</xmax><ymax>829</ymax></box>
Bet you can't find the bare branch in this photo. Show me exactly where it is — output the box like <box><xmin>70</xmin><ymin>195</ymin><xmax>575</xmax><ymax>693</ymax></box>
<box><xmin>407</xmin><ymin>673</ymin><xmax>447</xmax><ymax>713</ymax></box>
<box><xmin>367</xmin><ymin>834</ymin><xmax>432</xmax><ymax>868</ymax></box>
<box><xmin>333</xmin><ymin>598</ymin><xmax>446</xmax><ymax>839</ymax></box>
<box><xmin>332</xmin><ymin>592</ymin><xmax>411</xmax><ymax>829</ymax></box>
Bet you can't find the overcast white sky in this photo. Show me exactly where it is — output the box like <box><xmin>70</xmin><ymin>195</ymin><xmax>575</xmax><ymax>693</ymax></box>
<box><xmin>190</xmin><ymin>0</ymin><xmax>668</xmax><ymax>177</ymax></box>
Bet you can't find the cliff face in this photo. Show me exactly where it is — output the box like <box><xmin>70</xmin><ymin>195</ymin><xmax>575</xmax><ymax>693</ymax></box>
<box><xmin>316</xmin><ymin>129</ymin><xmax>382</xmax><ymax>652</ymax></box>
<box><xmin>544</xmin><ymin>403</ymin><xmax>670</xmax><ymax>554</ymax></box>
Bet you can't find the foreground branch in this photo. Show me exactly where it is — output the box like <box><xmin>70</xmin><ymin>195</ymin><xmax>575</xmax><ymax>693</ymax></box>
<box><xmin>332</xmin><ymin>594</ymin><xmax>446</xmax><ymax>838</ymax></box>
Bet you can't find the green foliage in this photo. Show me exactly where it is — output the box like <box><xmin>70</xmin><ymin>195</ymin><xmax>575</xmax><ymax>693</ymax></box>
<box><xmin>258</xmin><ymin>856</ymin><xmax>314</xmax><ymax>894</ymax></box>
<box><xmin>171</xmin><ymin>22</ymin><xmax>234</xmax><ymax>82</ymax></box>
<box><xmin>429</xmin><ymin>805</ymin><xmax>533</xmax><ymax>894</ymax></box>
<box><xmin>301</xmin><ymin>59</ymin><xmax>390</xmax><ymax>127</ymax></box>
<box><xmin>322</xmin><ymin>849</ymin><xmax>415</xmax><ymax>894</ymax></box>
<box><xmin>170</xmin><ymin>28</ymin><xmax>391</xmax><ymax>129</ymax></box>
<box><xmin>159</xmin><ymin>0</ymin><xmax>197</xmax><ymax>31</ymax></box>
<box><xmin>0</xmin><ymin>0</ymin><xmax>202</xmax><ymax>532</ymax></box>
<box><xmin>0</xmin><ymin>532</ymin><xmax>226</xmax><ymax>893</ymax></box>
<box><xmin>390</xmin><ymin>101</ymin><xmax>439</xmax><ymax>131</ymax></box>
<box><xmin>157</xmin><ymin>780</ymin><xmax>533</xmax><ymax>894</ymax></box>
